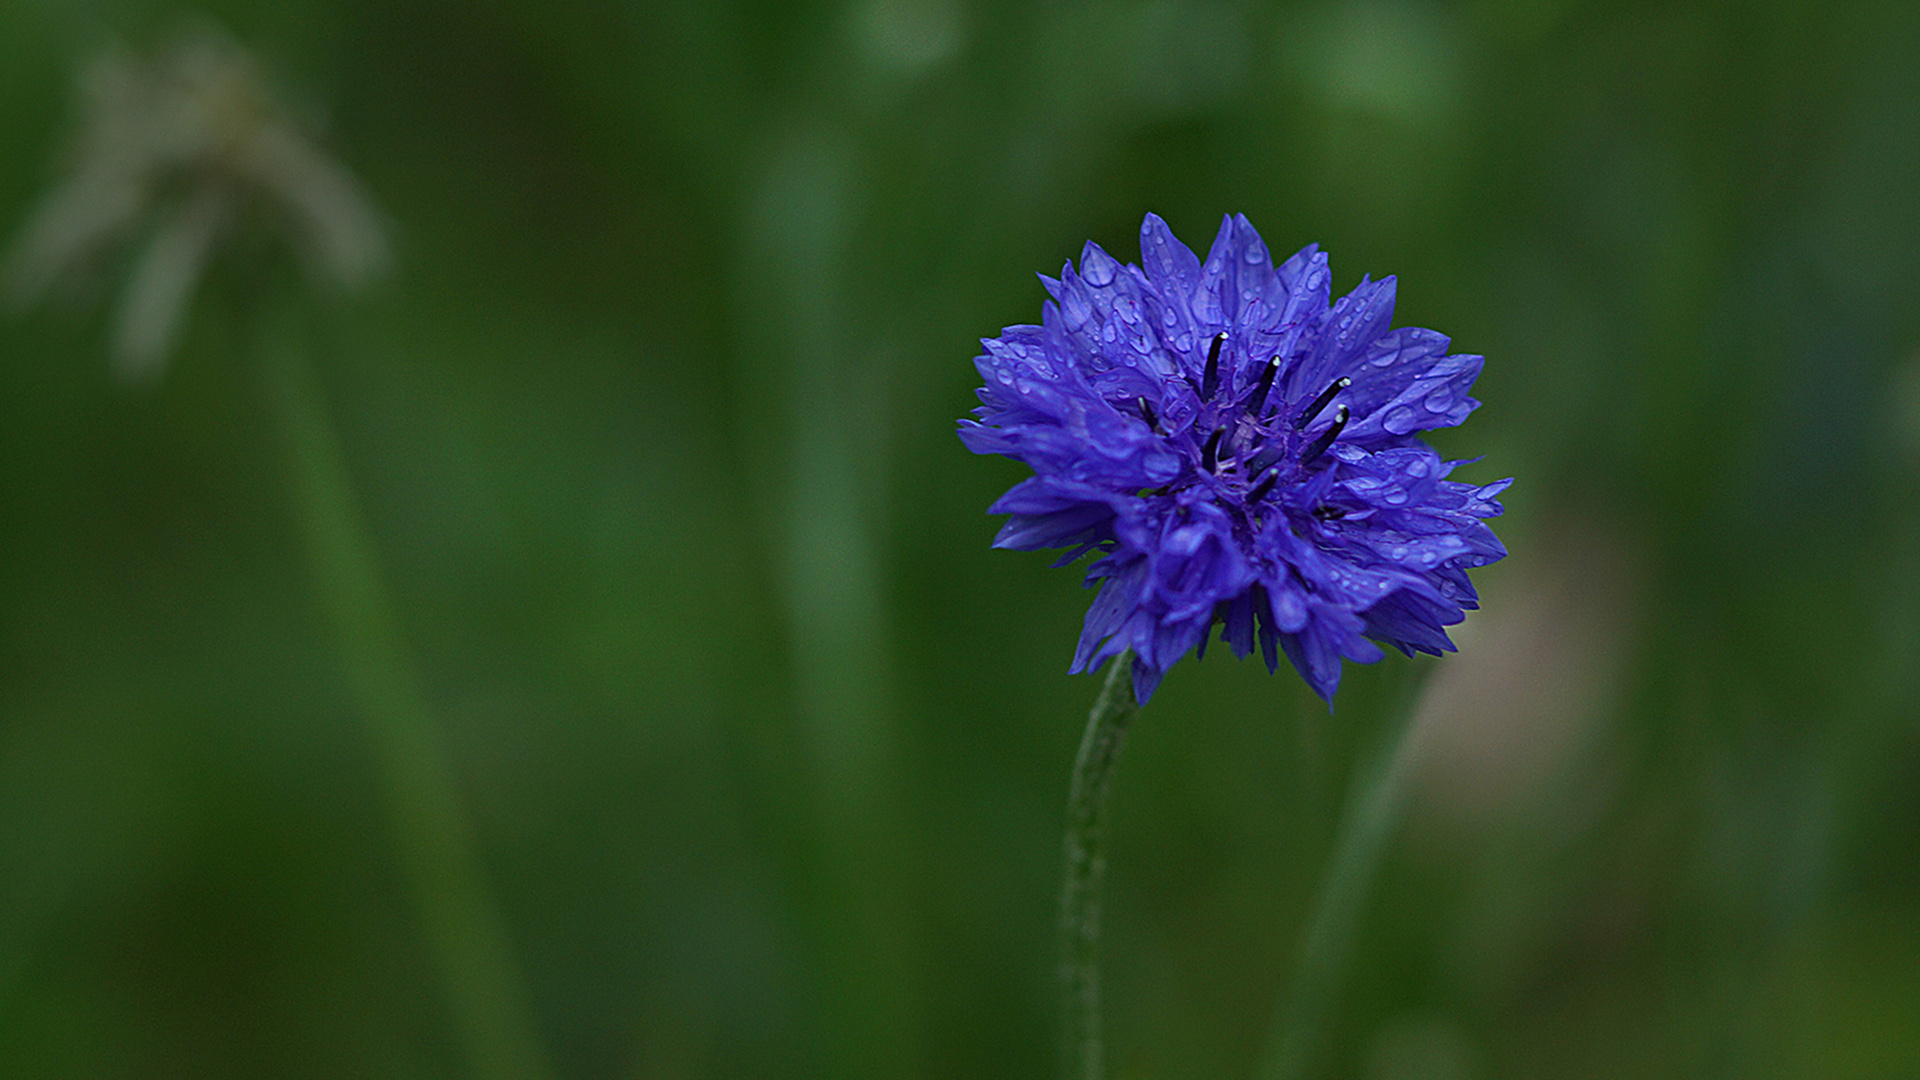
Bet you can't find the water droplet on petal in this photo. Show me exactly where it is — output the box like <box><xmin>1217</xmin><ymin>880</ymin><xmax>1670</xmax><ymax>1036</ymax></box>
<box><xmin>1061</xmin><ymin>290</ymin><xmax>1092</xmax><ymax>329</ymax></box>
<box><xmin>1081</xmin><ymin>247</ymin><xmax>1117</xmax><ymax>286</ymax></box>
<box><xmin>1273</xmin><ymin>587</ymin><xmax>1308</xmax><ymax>631</ymax></box>
<box><xmin>1383</xmin><ymin>406</ymin><xmax>1419</xmax><ymax>434</ymax></box>
<box><xmin>1424</xmin><ymin>387</ymin><xmax>1454</xmax><ymax>412</ymax></box>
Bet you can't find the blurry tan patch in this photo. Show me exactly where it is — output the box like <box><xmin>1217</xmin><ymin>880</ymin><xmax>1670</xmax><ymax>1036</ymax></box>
<box><xmin>1403</xmin><ymin>519</ymin><xmax>1638</xmax><ymax>835</ymax></box>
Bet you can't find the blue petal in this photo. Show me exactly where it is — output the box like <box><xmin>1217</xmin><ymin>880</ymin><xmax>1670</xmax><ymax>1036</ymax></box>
<box><xmin>1131</xmin><ymin>655</ymin><xmax>1167</xmax><ymax>703</ymax></box>
<box><xmin>1286</xmin><ymin>275</ymin><xmax>1398</xmax><ymax>407</ymax></box>
<box><xmin>1343</xmin><ymin>347</ymin><xmax>1485</xmax><ymax>442</ymax></box>
<box><xmin>1139</xmin><ymin>213</ymin><xmax>1203</xmax><ymax>307</ymax></box>
<box><xmin>1221</xmin><ymin>590</ymin><xmax>1256</xmax><ymax>659</ymax></box>
<box><xmin>1072</xmin><ymin>558</ymin><xmax>1149</xmax><ymax>673</ymax></box>
<box><xmin>1079</xmin><ymin>241</ymin><xmax>1121</xmax><ymax>287</ymax></box>
<box><xmin>992</xmin><ymin>504</ymin><xmax>1113</xmax><ymax>550</ymax></box>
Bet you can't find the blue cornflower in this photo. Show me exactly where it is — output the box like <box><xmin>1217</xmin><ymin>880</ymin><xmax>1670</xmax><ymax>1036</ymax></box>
<box><xmin>960</xmin><ymin>214</ymin><xmax>1508</xmax><ymax>704</ymax></box>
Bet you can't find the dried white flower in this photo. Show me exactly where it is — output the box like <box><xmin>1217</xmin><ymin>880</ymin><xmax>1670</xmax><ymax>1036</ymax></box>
<box><xmin>2</xmin><ymin>22</ymin><xmax>388</xmax><ymax>383</ymax></box>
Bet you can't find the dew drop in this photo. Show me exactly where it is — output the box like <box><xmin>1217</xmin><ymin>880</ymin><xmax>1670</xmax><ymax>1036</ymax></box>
<box><xmin>1061</xmin><ymin>290</ymin><xmax>1092</xmax><ymax>329</ymax></box>
<box><xmin>1081</xmin><ymin>248</ymin><xmax>1117</xmax><ymax>286</ymax></box>
<box><xmin>1424</xmin><ymin>387</ymin><xmax>1454</xmax><ymax>412</ymax></box>
<box><xmin>1370</xmin><ymin>350</ymin><xmax>1398</xmax><ymax>367</ymax></box>
<box><xmin>1383</xmin><ymin>490</ymin><xmax>1408</xmax><ymax>506</ymax></box>
<box><xmin>1383</xmin><ymin>406</ymin><xmax>1419</xmax><ymax>435</ymax></box>
<box><xmin>1243</xmin><ymin>243</ymin><xmax>1266</xmax><ymax>264</ymax></box>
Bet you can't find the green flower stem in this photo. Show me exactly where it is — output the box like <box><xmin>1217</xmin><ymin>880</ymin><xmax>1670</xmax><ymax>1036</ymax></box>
<box><xmin>1060</xmin><ymin>651</ymin><xmax>1142</xmax><ymax>1080</ymax></box>
<box><xmin>1254</xmin><ymin>690</ymin><xmax>1426</xmax><ymax>1080</ymax></box>
<box><xmin>259</xmin><ymin>300</ymin><xmax>554</xmax><ymax>1080</ymax></box>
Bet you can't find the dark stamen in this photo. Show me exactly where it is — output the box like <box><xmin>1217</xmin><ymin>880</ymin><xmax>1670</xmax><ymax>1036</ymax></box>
<box><xmin>1246</xmin><ymin>441</ymin><xmax>1286</xmax><ymax>477</ymax></box>
<box><xmin>1201</xmin><ymin>332</ymin><xmax>1225</xmax><ymax>401</ymax></box>
<box><xmin>1312</xmin><ymin>503</ymin><xmax>1346</xmax><ymax>521</ymax></box>
<box><xmin>1200</xmin><ymin>426</ymin><xmax>1225</xmax><ymax>473</ymax></box>
<box><xmin>1300</xmin><ymin>405</ymin><xmax>1350</xmax><ymax>462</ymax></box>
<box><xmin>1293</xmin><ymin>376</ymin><xmax>1351</xmax><ymax>431</ymax></box>
<box><xmin>1247</xmin><ymin>355</ymin><xmax>1281</xmax><ymax>416</ymax></box>
<box><xmin>1137</xmin><ymin>396</ymin><xmax>1159</xmax><ymax>431</ymax></box>
<box><xmin>1247</xmin><ymin>468</ymin><xmax>1280</xmax><ymax>503</ymax></box>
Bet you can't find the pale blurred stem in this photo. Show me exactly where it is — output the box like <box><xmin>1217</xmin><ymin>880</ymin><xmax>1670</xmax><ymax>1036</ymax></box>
<box><xmin>1060</xmin><ymin>651</ymin><xmax>1141</xmax><ymax>1080</ymax></box>
<box><xmin>256</xmin><ymin>296</ymin><xmax>554</xmax><ymax>1080</ymax></box>
<box><xmin>1254</xmin><ymin>686</ymin><xmax>1426</xmax><ymax>1080</ymax></box>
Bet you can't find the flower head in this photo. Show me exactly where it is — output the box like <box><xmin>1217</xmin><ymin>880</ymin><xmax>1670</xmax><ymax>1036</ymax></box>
<box><xmin>960</xmin><ymin>214</ymin><xmax>1508</xmax><ymax>704</ymax></box>
<box><xmin>2</xmin><ymin>22</ymin><xmax>388</xmax><ymax>383</ymax></box>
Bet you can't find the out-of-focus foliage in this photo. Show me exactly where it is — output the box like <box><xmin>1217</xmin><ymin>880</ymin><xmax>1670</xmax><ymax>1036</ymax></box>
<box><xmin>1</xmin><ymin>1</ymin><xmax>1916</xmax><ymax>1078</ymax></box>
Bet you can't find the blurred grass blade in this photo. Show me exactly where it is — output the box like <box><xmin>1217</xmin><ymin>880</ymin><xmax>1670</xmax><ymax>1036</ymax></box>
<box><xmin>1255</xmin><ymin>692</ymin><xmax>1424</xmax><ymax>1080</ymax></box>
<box><xmin>258</xmin><ymin>292</ymin><xmax>554</xmax><ymax>1080</ymax></box>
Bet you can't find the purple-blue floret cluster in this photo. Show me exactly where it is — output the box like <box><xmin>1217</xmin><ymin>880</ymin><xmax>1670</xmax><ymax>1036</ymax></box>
<box><xmin>959</xmin><ymin>214</ymin><xmax>1509</xmax><ymax>704</ymax></box>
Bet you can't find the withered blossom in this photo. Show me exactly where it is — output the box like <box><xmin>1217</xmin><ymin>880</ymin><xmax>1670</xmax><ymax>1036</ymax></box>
<box><xmin>2</xmin><ymin>23</ymin><xmax>387</xmax><ymax>381</ymax></box>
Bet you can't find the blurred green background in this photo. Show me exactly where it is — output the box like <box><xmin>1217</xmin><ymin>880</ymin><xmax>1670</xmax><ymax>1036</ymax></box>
<box><xmin>2</xmin><ymin>0</ymin><xmax>1918</xmax><ymax>1077</ymax></box>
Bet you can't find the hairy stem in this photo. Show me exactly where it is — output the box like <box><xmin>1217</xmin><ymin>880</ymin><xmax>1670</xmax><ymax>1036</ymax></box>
<box><xmin>1060</xmin><ymin>651</ymin><xmax>1142</xmax><ymax>1080</ymax></box>
<box><xmin>259</xmin><ymin>299</ymin><xmax>553</xmax><ymax>1080</ymax></box>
